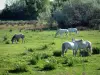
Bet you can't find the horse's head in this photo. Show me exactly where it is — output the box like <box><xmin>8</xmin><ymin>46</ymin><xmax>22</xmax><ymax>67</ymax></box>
<box><xmin>11</xmin><ymin>38</ymin><xmax>14</xmax><ymax>44</ymax></box>
<box><xmin>11</xmin><ymin>34</ymin><xmax>16</xmax><ymax>44</ymax></box>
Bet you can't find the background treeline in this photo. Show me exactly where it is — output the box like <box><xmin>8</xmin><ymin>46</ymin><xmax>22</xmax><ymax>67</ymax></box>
<box><xmin>0</xmin><ymin>0</ymin><xmax>100</xmax><ymax>29</ymax></box>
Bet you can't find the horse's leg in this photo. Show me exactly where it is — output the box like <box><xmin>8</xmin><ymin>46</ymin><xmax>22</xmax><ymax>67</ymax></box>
<box><xmin>89</xmin><ymin>46</ymin><xmax>92</xmax><ymax>54</ymax></box>
<box><xmin>66</xmin><ymin>32</ymin><xmax>68</xmax><ymax>37</ymax></box>
<box><xmin>62</xmin><ymin>44</ymin><xmax>65</xmax><ymax>56</ymax></box>
<box><xmin>74</xmin><ymin>49</ymin><xmax>78</xmax><ymax>56</ymax></box>
<box><xmin>65</xmin><ymin>48</ymin><xmax>68</xmax><ymax>53</ymax></box>
<box><xmin>73</xmin><ymin>49</ymin><xmax>75</xmax><ymax>56</ymax></box>
<box><xmin>76</xmin><ymin>31</ymin><xmax>78</xmax><ymax>34</ymax></box>
<box><xmin>55</xmin><ymin>30</ymin><xmax>59</xmax><ymax>37</ymax></box>
<box><xmin>15</xmin><ymin>39</ymin><xmax>17</xmax><ymax>44</ymax></box>
<box><xmin>22</xmin><ymin>38</ymin><xmax>23</xmax><ymax>43</ymax></box>
<box><xmin>22</xmin><ymin>38</ymin><xmax>25</xmax><ymax>43</ymax></box>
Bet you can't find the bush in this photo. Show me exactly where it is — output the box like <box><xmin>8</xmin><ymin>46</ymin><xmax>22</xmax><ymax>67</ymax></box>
<box><xmin>67</xmin><ymin>59</ymin><xmax>74</xmax><ymax>67</ymax></box>
<box><xmin>9</xmin><ymin>29</ymin><xmax>12</xmax><ymax>32</ymax></box>
<box><xmin>40</xmin><ymin>45</ymin><xmax>48</xmax><ymax>50</ymax></box>
<box><xmin>49</xmin><ymin>42</ymin><xmax>55</xmax><ymax>45</ymax></box>
<box><xmin>53</xmin><ymin>51</ymin><xmax>61</xmax><ymax>57</ymax></box>
<box><xmin>62</xmin><ymin>57</ymin><xmax>74</xmax><ymax>67</ymax></box>
<box><xmin>29</xmin><ymin>57</ymin><xmax>38</xmax><ymax>65</ymax></box>
<box><xmin>92</xmin><ymin>47</ymin><xmax>100</xmax><ymax>54</ymax></box>
<box><xmin>42</xmin><ymin>63</ymin><xmax>56</xmax><ymax>71</ymax></box>
<box><xmin>5</xmin><ymin>40</ymin><xmax>10</xmax><ymax>44</ymax></box>
<box><xmin>9</xmin><ymin>64</ymin><xmax>28</xmax><ymax>73</ymax></box>
<box><xmin>27</xmin><ymin>48</ymin><xmax>34</xmax><ymax>52</ymax></box>
<box><xmin>80</xmin><ymin>50</ymin><xmax>90</xmax><ymax>57</ymax></box>
<box><xmin>3</xmin><ymin>35</ymin><xmax>7</xmax><ymax>41</ymax></box>
<box><xmin>62</xmin><ymin>57</ymin><xmax>68</xmax><ymax>64</ymax></box>
<box><xmin>40</xmin><ymin>53</ymin><xmax>49</xmax><ymax>59</ymax></box>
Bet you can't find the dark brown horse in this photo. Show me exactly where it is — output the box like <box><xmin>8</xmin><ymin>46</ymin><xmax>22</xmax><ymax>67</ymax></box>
<box><xmin>11</xmin><ymin>34</ymin><xmax>25</xmax><ymax>44</ymax></box>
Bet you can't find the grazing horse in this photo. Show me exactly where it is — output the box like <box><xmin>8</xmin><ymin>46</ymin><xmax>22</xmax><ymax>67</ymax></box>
<box><xmin>61</xmin><ymin>39</ymin><xmax>83</xmax><ymax>56</ymax></box>
<box><xmin>11</xmin><ymin>34</ymin><xmax>25</xmax><ymax>44</ymax></box>
<box><xmin>72</xmin><ymin>38</ymin><xmax>92</xmax><ymax>54</ymax></box>
<box><xmin>68</xmin><ymin>28</ymin><xmax>78</xmax><ymax>34</ymax></box>
<box><xmin>55</xmin><ymin>29</ymin><xmax>69</xmax><ymax>37</ymax></box>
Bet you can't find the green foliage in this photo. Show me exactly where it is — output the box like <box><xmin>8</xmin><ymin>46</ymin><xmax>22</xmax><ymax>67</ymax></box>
<box><xmin>40</xmin><ymin>53</ymin><xmax>50</xmax><ymax>59</ymax></box>
<box><xmin>80</xmin><ymin>50</ymin><xmax>90</xmax><ymax>57</ymax></box>
<box><xmin>9</xmin><ymin>64</ymin><xmax>28</xmax><ymax>73</ymax></box>
<box><xmin>5</xmin><ymin>40</ymin><xmax>10</xmax><ymax>44</ymax></box>
<box><xmin>0</xmin><ymin>29</ymin><xmax>100</xmax><ymax>75</ymax></box>
<box><xmin>42</xmin><ymin>63</ymin><xmax>56</xmax><ymax>71</ymax></box>
<box><xmin>62</xmin><ymin>57</ymin><xmax>68</xmax><ymax>64</ymax></box>
<box><xmin>0</xmin><ymin>0</ymin><xmax>51</xmax><ymax>20</ymax></box>
<box><xmin>67</xmin><ymin>58</ymin><xmax>74</xmax><ymax>67</ymax></box>
<box><xmin>39</xmin><ymin>44</ymin><xmax>48</xmax><ymax>50</ymax></box>
<box><xmin>53</xmin><ymin>50</ymin><xmax>61</xmax><ymax>57</ymax></box>
<box><xmin>3</xmin><ymin>35</ymin><xmax>8</xmax><ymax>41</ymax></box>
<box><xmin>92</xmin><ymin>47</ymin><xmax>100</xmax><ymax>54</ymax></box>
<box><xmin>29</xmin><ymin>57</ymin><xmax>38</xmax><ymax>65</ymax></box>
<box><xmin>53</xmin><ymin>0</ymin><xmax>100</xmax><ymax>28</ymax></box>
<box><xmin>27</xmin><ymin>48</ymin><xmax>34</xmax><ymax>52</ymax></box>
<box><xmin>9</xmin><ymin>29</ymin><xmax>12</xmax><ymax>32</ymax></box>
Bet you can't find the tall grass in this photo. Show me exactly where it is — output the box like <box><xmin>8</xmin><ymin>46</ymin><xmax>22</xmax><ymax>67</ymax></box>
<box><xmin>0</xmin><ymin>29</ymin><xmax>100</xmax><ymax>75</ymax></box>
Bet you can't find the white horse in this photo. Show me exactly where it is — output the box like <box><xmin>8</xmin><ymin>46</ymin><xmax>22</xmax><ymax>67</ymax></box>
<box><xmin>55</xmin><ymin>29</ymin><xmax>69</xmax><ymax>37</ymax></box>
<box><xmin>72</xmin><ymin>38</ymin><xmax>92</xmax><ymax>54</ymax></box>
<box><xmin>62</xmin><ymin>39</ymin><xmax>83</xmax><ymax>56</ymax></box>
<box><xmin>68</xmin><ymin>28</ymin><xmax>78</xmax><ymax>34</ymax></box>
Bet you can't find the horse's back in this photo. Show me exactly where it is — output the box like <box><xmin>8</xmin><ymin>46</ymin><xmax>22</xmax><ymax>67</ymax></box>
<box><xmin>63</xmin><ymin>42</ymin><xmax>75</xmax><ymax>49</ymax></box>
<box><xmin>68</xmin><ymin>28</ymin><xmax>77</xmax><ymax>32</ymax></box>
<box><xmin>59</xmin><ymin>29</ymin><xmax>68</xmax><ymax>31</ymax></box>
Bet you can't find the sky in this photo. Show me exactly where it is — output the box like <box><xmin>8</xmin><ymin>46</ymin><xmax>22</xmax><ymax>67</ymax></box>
<box><xmin>0</xmin><ymin>0</ymin><xmax>6</xmax><ymax>10</ymax></box>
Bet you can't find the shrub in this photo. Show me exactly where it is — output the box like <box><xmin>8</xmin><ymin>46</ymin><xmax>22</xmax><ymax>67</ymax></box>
<box><xmin>83</xmin><ymin>59</ymin><xmax>88</xmax><ymax>62</ymax></box>
<box><xmin>49</xmin><ymin>42</ymin><xmax>55</xmax><ymax>45</ymax></box>
<box><xmin>53</xmin><ymin>51</ymin><xmax>61</xmax><ymax>57</ymax></box>
<box><xmin>5</xmin><ymin>40</ymin><xmax>10</xmax><ymax>44</ymax></box>
<box><xmin>9</xmin><ymin>29</ymin><xmax>12</xmax><ymax>32</ymax></box>
<box><xmin>62</xmin><ymin>57</ymin><xmax>74</xmax><ymax>67</ymax></box>
<box><xmin>9</xmin><ymin>64</ymin><xmax>28</xmax><ymax>73</ymax></box>
<box><xmin>62</xmin><ymin>57</ymin><xmax>68</xmax><ymax>64</ymax></box>
<box><xmin>40</xmin><ymin>53</ymin><xmax>49</xmax><ymax>59</ymax></box>
<box><xmin>67</xmin><ymin>59</ymin><xmax>74</xmax><ymax>67</ymax></box>
<box><xmin>97</xmin><ymin>67</ymin><xmax>100</xmax><ymax>70</ymax></box>
<box><xmin>29</xmin><ymin>57</ymin><xmax>38</xmax><ymax>65</ymax></box>
<box><xmin>27</xmin><ymin>48</ymin><xmax>34</xmax><ymax>52</ymax></box>
<box><xmin>20</xmin><ymin>52</ymin><xmax>27</xmax><ymax>55</ymax></box>
<box><xmin>3</xmin><ymin>35</ymin><xmax>7</xmax><ymax>41</ymax></box>
<box><xmin>80</xmin><ymin>50</ymin><xmax>90</xmax><ymax>57</ymax></box>
<box><xmin>42</xmin><ymin>63</ymin><xmax>56</xmax><ymax>71</ymax></box>
<box><xmin>40</xmin><ymin>45</ymin><xmax>48</xmax><ymax>50</ymax></box>
<box><xmin>92</xmin><ymin>47</ymin><xmax>100</xmax><ymax>54</ymax></box>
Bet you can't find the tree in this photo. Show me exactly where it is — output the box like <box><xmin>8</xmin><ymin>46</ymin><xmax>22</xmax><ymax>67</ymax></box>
<box><xmin>0</xmin><ymin>0</ymin><xmax>51</xmax><ymax>20</ymax></box>
<box><xmin>52</xmin><ymin>0</ymin><xmax>100</xmax><ymax>28</ymax></box>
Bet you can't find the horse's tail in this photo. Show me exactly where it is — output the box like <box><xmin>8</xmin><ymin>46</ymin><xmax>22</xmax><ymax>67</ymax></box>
<box><xmin>88</xmin><ymin>42</ymin><xmax>92</xmax><ymax>54</ymax></box>
<box><xmin>62</xmin><ymin>43</ymin><xmax>65</xmax><ymax>56</ymax></box>
<box><xmin>89</xmin><ymin>44</ymin><xmax>92</xmax><ymax>54</ymax></box>
<box><xmin>76</xmin><ymin>29</ymin><xmax>78</xmax><ymax>34</ymax></box>
<box><xmin>55</xmin><ymin>30</ymin><xmax>59</xmax><ymax>37</ymax></box>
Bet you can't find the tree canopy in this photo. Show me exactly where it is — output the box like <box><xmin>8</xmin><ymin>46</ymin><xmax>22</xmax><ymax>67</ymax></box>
<box><xmin>0</xmin><ymin>0</ymin><xmax>100</xmax><ymax>29</ymax></box>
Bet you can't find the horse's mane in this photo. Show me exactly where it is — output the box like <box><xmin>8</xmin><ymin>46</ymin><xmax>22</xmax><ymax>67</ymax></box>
<box><xmin>72</xmin><ymin>39</ymin><xmax>83</xmax><ymax>43</ymax></box>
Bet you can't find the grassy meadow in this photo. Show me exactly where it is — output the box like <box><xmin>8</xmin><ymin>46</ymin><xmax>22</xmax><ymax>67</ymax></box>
<box><xmin>0</xmin><ymin>26</ymin><xmax>100</xmax><ymax>75</ymax></box>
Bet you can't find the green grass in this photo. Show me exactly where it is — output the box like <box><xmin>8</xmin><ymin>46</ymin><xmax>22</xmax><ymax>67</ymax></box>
<box><xmin>0</xmin><ymin>29</ymin><xmax>100</xmax><ymax>75</ymax></box>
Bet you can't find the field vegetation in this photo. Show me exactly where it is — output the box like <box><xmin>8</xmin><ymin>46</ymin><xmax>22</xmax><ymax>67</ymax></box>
<box><xmin>0</xmin><ymin>26</ymin><xmax>100</xmax><ymax>75</ymax></box>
